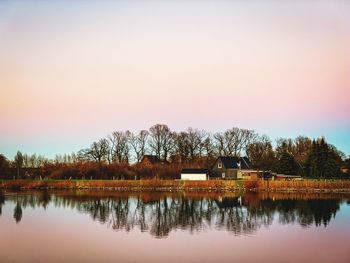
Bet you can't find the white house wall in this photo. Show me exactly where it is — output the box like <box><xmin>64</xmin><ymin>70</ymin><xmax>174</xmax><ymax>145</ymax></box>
<box><xmin>181</xmin><ymin>173</ymin><xmax>207</xmax><ymax>181</ymax></box>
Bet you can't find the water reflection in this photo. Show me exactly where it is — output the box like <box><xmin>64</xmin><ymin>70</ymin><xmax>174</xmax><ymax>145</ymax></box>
<box><xmin>0</xmin><ymin>191</ymin><xmax>4</xmax><ymax>216</ymax></box>
<box><xmin>13</xmin><ymin>202</ymin><xmax>22</xmax><ymax>223</ymax></box>
<box><xmin>1</xmin><ymin>190</ymin><xmax>348</xmax><ymax>238</ymax></box>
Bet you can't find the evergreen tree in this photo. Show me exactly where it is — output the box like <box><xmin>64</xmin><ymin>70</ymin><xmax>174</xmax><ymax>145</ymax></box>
<box><xmin>0</xmin><ymin>154</ymin><xmax>9</xmax><ymax>180</ymax></box>
<box><xmin>305</xmin><ymin>138</ymin><xmax>341</xmax><ymax>178</ymax></box>
<box><xmin>276</xmin><ymin>151</ymin><xmax>298</xmax><ymax>175</ymax></box>
<box><xmin>14</xmin><ymin>151</ymin><xmax>24</xmax><ymax>179</ymax></box>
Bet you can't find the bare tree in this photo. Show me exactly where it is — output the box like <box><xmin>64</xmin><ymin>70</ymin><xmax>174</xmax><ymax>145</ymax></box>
<box><xmin>275</xmin><ymin>138</ymin><xmax>294</xmax><ymax>158</ymax></box>
<box><xmin>29</xmin><ymin>154</ymin><xmax>36</xmax><ymax>168</ymax></box>
<box><xmin>241</xmin><ymin>129</ymin><xmax>258</xmax><ymax>155</ymax></box>
<box><xmin>293</xmin><ymin>136</ymin><xmax>312</xmax><ymax>165</ymax></box>
<box><xmin>70</xmin><ymin>153</ymin><xmax>78</xmax><ymax>164</ymax></box>
<box><xmin>108</xmin><ymin>131</ymin><xmax>131</xmax><ymax>164</ymax></box>
<box><xmin>81</xmin><ymin>139</ymin><xmax>109</xmax><ymax>170</ymax></box>
<box><xmin>275</xmin><ymin>136</ymin><xmax>312</xmax><ymax>169</ymax></box>
<box><xmin>35</xmin><ymin>155</ymin><xmax>45</xmax><ymax>167</ymax></box>
<box><xmin>213</xmin><ymin>132</ymin><xmax>226</xmax><ymax>156</ymax></box>
<box><xmin>214</xmin><ymin>128</ymin><xmax>257</xmax><ymax>157</ymax></box>
<box><xmin>225</xmin><ymin>127</ymin><xmax>247</xmax><ymax>156</ymax></box>
<box><xmin>185</xmin><ymin>128</ymin><xmax>207</xmax><ymax>160</ymax></box>
<box><xmin>162</xmin><ymin>131</ymin><xmax>176</xmax><ymax>162</ymax></box>
<box><xmin>129</xmin><ymin>130</ymin><xmax>149</xmax><ymax>163</ymax></box>
<box><xmin>247</xmin><ymin>135</ymin><xmax>276</xmax><ymax>171</ymax></box>
<box><xmin>202</xmin><ymin>133</ymin><xmax>215</xmax><ymax>159</ymax></box>
<box><xmin>22</xmin><ymin>154</ymin><xmax>29</xmax><ymax>168</ymax></box>
<box><xmin>148</xmin><ymin>124</ymin><xmax>174</xmax><ymax>161</ymax></box>
<box><xmin>174</xmin><ymin>132</ymin><xmax>190</xmax><ymax>163</ymax></box>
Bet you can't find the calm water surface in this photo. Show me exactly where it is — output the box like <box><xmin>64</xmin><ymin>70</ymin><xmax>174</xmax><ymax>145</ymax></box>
<box><xmin>0</xmin><ymin>190</ymin><xmax>349</xmax><ymax>263</ymax></box>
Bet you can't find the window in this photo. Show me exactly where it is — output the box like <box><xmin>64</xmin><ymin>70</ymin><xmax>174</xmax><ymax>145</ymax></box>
<box><xmin>218</xmin><ymin>163</ymin><xmax>222</xmax><ymax>169</ymax></box>
<box><xmin>222</xmin><ymin>172</ymin><xmax>225</xmax><ymax>178</ymax></box>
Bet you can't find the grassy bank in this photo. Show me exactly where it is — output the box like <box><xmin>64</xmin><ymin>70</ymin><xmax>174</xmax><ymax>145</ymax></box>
<box><xmin>1</xmin><ymin>179</ymin><xmax>350</xmax><ymax>192</ymax></box>
<box><xmin>258</xmin><ymin>179</ymin><xmax>350</xmax><ymax>192</ymax></box>
<box><xmin>0</xmin><ymin>179</ymin><xmax>240</xmax><ymax>191</ymax></box>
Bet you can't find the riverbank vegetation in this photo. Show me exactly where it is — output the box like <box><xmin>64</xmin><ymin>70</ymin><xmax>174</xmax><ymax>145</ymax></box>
<box><xmin>2</xmin><ymin>179</ymin><xmax>350</xmax><ymax>192</ymax></box>
<box><xmin>1</xmin><ymin>124</ymin><xmax>349</xmax><ymax>181</ymax></box>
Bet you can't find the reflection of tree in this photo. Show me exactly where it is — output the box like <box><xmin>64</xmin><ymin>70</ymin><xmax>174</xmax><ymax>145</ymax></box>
<box><xmin>13</xmin><ymin>202</ymin><xmax>23</xmax><ymax>223</ymax></box>
<box><xmin>38</xmin><ymin>191</ymin><xmax>51</xmax><ymax>209</ymax></box>
<box><xmin>252</xmin><ymin>198</ymin><xmax>340</xmax><ymax>228</ymax></box>
<box><xmin>111</xmin><ymin>199</ymin><xmax>130</xmax><ymax>230</ymax></box>
<box><xmin>149</xmin><ymin>199</ymin><xmax>172</xmax><ymax>237</ymax></box>
<box><xmin>2</xmin><ymin>191</ymin><xmax>347</xmax><ymax>237</ymax></box>
<box><xmin>77</xmin><ymin>199</ymin><xmax>113</xmax><ymax>224</ymax></box>
<box><xmin>0</xmin><ymin>191</ymin><xmax>4</xmax><ymax>216</ymax></box>
<box><xmin>298</xmin><ymin>200</ymin><xmax>339</xmax><ymax>227</ymax></box>
<box><xmin>216</xmin><ymin>197</ymin><xmax>273</xmax><ymax>235</ymax></box>
<box><xmin>134</xmin><ymin>197</ymin><xmax>148</xmax><ymax>232</ymax></box>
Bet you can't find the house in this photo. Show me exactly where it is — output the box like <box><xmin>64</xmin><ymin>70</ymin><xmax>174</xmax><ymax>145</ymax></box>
<box><xmin>140</xmin><ymin>155</ymin><xmax>167</xmax><ymax>167</ymax></box>
<box><xmin>181</xmin><ymin>168</ymin><xmax>209</xmax><ymax>181</ymax></box>
<box><xmin>239</xmin><ymin>169</ymin><xmax>261</xmax><ymax>180</ymax></box>
<box><xmin>211</xmin><ymin>156</ymin><xmax>254</xmax><ymax>180</ymax></box>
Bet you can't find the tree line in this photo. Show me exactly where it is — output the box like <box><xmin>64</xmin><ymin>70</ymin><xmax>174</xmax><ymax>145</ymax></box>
<box><xmin>0</xmin><ymin>124</ymin><xmax>349</xmax><ymax>180</ymax></box>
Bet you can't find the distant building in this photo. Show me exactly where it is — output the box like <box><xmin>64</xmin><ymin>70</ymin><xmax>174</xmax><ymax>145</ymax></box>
<box><xmin>211</xmin><ymin>156</ymin><xmax>255</xmax><ymax>180</ymax></box>
<box><xmin>181</xmin><ymin>169</ymin><xmax>209</xmax><ymax>181</ymax></box>
<box><xmin>340</xmin><ymin>166</ymin><xmax>349</xmax><ymax>174</ymax></box>
<box><xmin>140</xmin><ymin>155</ymin><xmax>167</xmax><ymax>167</ymax></box>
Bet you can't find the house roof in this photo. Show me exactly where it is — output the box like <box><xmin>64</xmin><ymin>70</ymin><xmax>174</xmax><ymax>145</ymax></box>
<box><xmin>181</xmin><ymin>168</ymin><xmax>209</xmax><ymax>174</ymax></box>
<box><xmin>217</xmin><ymin>156</ymin><xmax>253</xmax><ymax>169</ymax></box>
<box><xmin>141</xmin><ymin>155</ymin><xmax>162</xmax><ymax>164</ymax></box>
<box><xmin>240</xmin><ymin>157</ymin><xmax>253</xmax><ymax>169</ymax></box>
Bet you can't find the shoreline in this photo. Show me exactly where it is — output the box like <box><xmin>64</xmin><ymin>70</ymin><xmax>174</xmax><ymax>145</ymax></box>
<box><xmin>1</xmin><ymin>179</ymin><xmax>350</xmax><ymax>193</ymax></box>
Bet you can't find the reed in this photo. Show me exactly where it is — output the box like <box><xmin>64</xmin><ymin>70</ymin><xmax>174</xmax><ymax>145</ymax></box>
<box><xmin>1</xmin><ymin>179</ymin><xmax>350</xmax><ymax>191</ymax></box>
<box><xmin>258</xmin><ymin>179</ymin><xmax>350</xmax><ymax>190</ymax></box>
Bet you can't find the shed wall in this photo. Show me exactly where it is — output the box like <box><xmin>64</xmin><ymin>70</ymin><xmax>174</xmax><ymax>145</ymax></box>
<box><xmin>181</xmin><ymin>173</ymin><xmax>207</xmax><ymax>180</ymax></box>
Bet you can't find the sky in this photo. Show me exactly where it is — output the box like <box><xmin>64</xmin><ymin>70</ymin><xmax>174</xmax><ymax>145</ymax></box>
<box><xmin>0</xmin><ymin>0</ymin><xmax>349</xmax><ymax>159</ymax></box>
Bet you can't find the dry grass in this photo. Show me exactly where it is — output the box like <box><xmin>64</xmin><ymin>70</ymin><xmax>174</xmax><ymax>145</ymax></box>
<box><xmin>259</xmin><ymin>179</ymin><xmax>350</xmax><ymax>191</ymax></box>
<box><xmin>1</xmin><ymin>179</ymin><xmax>350</xmax><ymax>191</ymax></box>
<box><xmin>1</xmin><ymin>179</ymin><xmax>239</xmax><ymax>190</ymax></box>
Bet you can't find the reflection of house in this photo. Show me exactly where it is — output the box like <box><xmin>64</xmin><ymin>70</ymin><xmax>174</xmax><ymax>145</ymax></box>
<box><xmin>215</xmin><ymin>196</ymin><xmax>242</xmax><ymax>208</ymax></box>
<box><xmin>181</xmin><ymin>169</ymin><xmax>209</xmax><ymax>180</ymax></box>
<box><xmin>140</xmin><ymin>155</ymin><xmax>167</xmax><ymax>167</ymax></box>
<box><xmin>211</xmin><ymin>156</ymin><xmax>255</xmax><ymax>180</ymax></box>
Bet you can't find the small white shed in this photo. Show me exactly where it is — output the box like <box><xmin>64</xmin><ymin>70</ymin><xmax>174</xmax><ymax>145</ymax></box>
<box><xmin>181</xmin><ymin>169</ymin><xmax>209</xmax><ymax>181</ymax></box>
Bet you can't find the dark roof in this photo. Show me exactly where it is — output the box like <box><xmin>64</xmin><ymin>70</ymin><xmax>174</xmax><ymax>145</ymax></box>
<box><xmin>141</xmin><ymin>155</ymin><xmax>162</xmax><ymax>164</ymax></box>
<box><xmin>240</xmin><ymin>157</ymin><xmax>253</xmax><ymax>169</ymax></box>
<box><xmin>216</xmin><ymin>156</ymin><xmax>253</xmax><ymax>169</ymax></box>
<box><xmin>181</xmin><ymin>168</ymin><xmax>209</xmax><ymax>174</ymax></box>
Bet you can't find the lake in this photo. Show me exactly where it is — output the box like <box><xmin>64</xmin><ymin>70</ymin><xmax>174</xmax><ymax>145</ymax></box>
<box><xmin>0</xmin><ymin>190</ymin><xmax>349</xmax><ymax>263</ymax></box>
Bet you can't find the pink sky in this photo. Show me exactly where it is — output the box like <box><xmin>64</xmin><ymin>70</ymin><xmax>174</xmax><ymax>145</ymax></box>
<box><xmin>0</xmin><ymin>1</ymin><xmax>349</xmax><ymax>158</ymax></box>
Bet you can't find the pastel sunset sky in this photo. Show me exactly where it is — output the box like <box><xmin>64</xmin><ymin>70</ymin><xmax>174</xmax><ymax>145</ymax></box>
<box><xmin>1</xmin><ymin>0</ymin><xmax>349</xmax><ymax>159</ymax></box>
